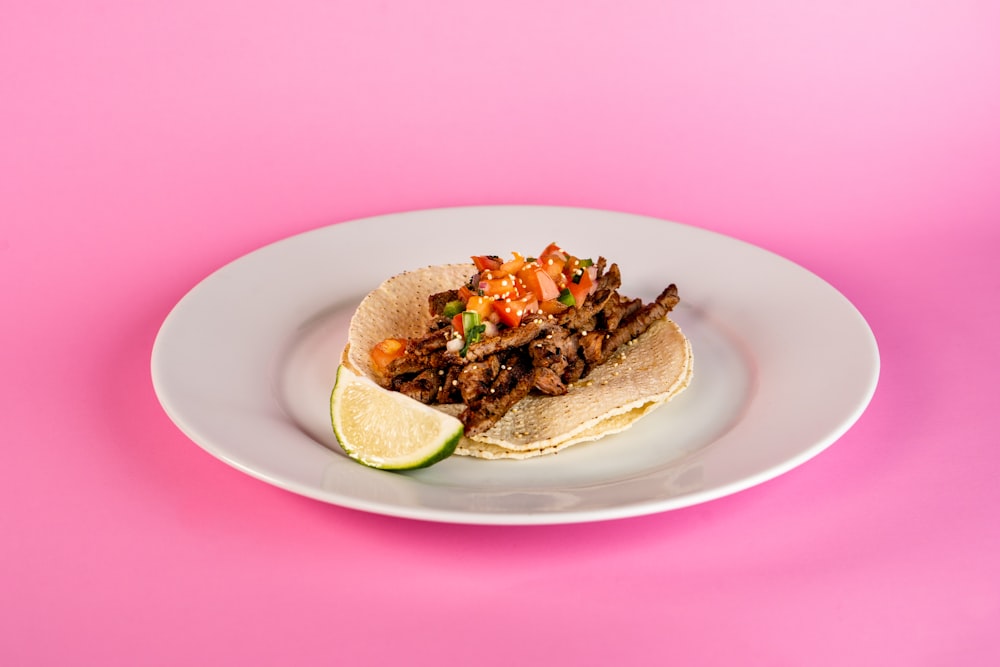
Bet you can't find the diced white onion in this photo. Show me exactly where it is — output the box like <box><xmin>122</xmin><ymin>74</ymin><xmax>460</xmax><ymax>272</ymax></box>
<box><xmin>587</xmin><ymin>266</ymin><xmax>599</xmax><ymax>295</ymax></box>
<box><xmin>483</xmin><ymin>321</ymin><xmax>498</xmax><ymax>337</ymax></box>
<box><xmin>446</xmin><ymin>337</ymin><xmax>464</xmax><ymax>353</ymax></box>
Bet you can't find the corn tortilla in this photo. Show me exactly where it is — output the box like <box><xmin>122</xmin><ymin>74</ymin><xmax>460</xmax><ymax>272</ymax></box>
<box><xmin>342</xmin><ymin>264</ymin><xmax>693</xmax><ymax>459</ymax></box>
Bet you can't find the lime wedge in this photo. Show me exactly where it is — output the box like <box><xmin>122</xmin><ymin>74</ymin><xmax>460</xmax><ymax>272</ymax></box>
<box><xmin>330</xmin><ymin>365</ymin><xmax>463</xmax><ymax>470</ymax></box>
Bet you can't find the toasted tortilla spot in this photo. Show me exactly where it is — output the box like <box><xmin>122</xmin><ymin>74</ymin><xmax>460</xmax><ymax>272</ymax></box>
<box><xmin>343</xmin><ymin>263</ymin><xmax>692</xmax><ymax>460</ymax></box>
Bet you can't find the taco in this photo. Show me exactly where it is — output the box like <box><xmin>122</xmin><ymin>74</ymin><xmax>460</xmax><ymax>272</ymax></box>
<box><xmin>340</xmin><ymin>244</ymin><xmax>692</xmax><ymax>460</ymax></box>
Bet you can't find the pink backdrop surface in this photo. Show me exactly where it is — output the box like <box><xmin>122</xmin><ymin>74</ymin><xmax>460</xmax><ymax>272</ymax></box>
<box><xmin>3</xmin><ymin>1</ymin><xmax>998</xmax><ymax>664</ymax></box>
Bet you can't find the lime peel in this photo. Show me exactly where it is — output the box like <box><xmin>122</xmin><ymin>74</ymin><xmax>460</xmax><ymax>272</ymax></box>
<box><xmin>330</xmin><ymin>365</ymin><xmax>463</xmax><ymax>470</ymax></box>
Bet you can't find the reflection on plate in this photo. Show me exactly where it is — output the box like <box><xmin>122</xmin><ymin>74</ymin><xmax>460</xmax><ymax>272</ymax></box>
<box><xmin>151</xmin><ymin>206</ymin><xmax>879</xmax><ymax>525</ymax></box>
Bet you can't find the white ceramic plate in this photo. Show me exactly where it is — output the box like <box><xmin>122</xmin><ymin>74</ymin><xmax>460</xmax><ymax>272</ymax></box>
<box><xmin>151</xmin><ymin>206</ymin><xmax>879</xmax><ymax>525</ymax></box>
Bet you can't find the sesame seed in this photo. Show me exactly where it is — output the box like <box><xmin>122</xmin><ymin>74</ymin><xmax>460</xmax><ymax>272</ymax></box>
<box><xmin>452</xmin><ymin>380</ymin><xmax>458</xmax><ymax>386</ymax></box>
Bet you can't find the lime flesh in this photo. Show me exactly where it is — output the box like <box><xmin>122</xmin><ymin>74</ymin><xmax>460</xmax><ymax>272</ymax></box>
<box><xmin>330</xmin><ymin>365</ymin><xmax>463</xmax><ymax>470</ymax></box>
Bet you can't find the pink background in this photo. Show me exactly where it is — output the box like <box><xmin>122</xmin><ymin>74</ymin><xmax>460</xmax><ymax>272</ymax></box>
<box><xmin>3</xmin><ymin>1</ymin><xmax>998</xmax><ymax>664</ymax></box>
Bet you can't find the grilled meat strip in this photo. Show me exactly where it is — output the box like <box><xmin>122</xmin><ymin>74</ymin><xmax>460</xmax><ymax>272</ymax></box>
<box><xmin>428</xmin><ymin>289</ymin><xmax>461</xmax><ymax>316</ymax></box>
<box><xmin>460</xmin><ymin>351</ymin><xmax>537</xmax><ymax>435</ymax></box>
<box><xmin>395</xmin><ymin>369</ymin><xmax>442</xmax><ymax>404</ymax></box>
<box><xmin>385</xmin><ymin>348</ymin><xmax>449</xmax><ymax>379</ymax></box>
<box><xmin>528</xmin><ymin>326</ymin><xmax>580</xmax><ymax>395</ymax></box>
<box><xmin>456</xmin><ymin>354</ymin><xmax>502</xmax><ymax>406</ymax></box>
<box><xmin>435</xmin><ymin>365</ymin><xmax>464</xmax><ymax>404</ymax></box>
<box><xmin>588</xmin><ymin>284</ymin><xmax>680</xmax><ymax>366</ymax></box>
<box><xmin>601</xmin><ymin>293</ymin><xmax>643</xmax><ymax>331</ymax></box>
<box><xmin>448</xmin><ymin>318</ymin><xmax>555</xmax><ymax>364</ymax></box>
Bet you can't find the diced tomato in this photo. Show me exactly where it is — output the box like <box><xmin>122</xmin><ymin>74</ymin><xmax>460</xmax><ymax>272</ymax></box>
<box><xmin>460</xmin><ymin>244</ymin><xmax>587</xmax><ymax>326</ymax></box>
<box><xmin>539</xmin><ymin>242</ymin><xmax>567</xmax><ymax>260</ymax></box>
<box><xmin>516</xmin><ymin>265</ymin><xmax>561</xmax><ymax>302</ymax></box>
<box><xmin>538</xmin><ymin>299</ymin><xmax>568</xmax><ymax>316</ymax></box>
<box><xmin>465</xmin><ymin>295</ymin><xmax>494</xmax><ymax>320</ymax></box>
<box><xmin>565</xmin><ymin>266</ymin><xmax>595</xmax><ymax>305</ymax></box>
<box><xmin>500</xmin><ymin>252</ymin><xmax>527</xmax><ymax>275</ymax></box>
<box><xmin>370</xmin><ymin>338</ymin><xmax>407</xmax><ymax>373</ymax></box>
<box><xmin>452</xmin><ymin>313</ymin><xmax>465</xmax><ymax>336</ymax></box>
<box><xmin>478</xmin><ymin>271</ymin><xmax>518</xmax><ymax>298</ymax></box>
<box><xmin>472</xmin><ymin>255</ymin><xmax>503</xmax><ymax>272</ymax></box>
<box><xmin>492</xmin><ymin>294</ymin><xmax>538</xmax><ymax>328</ymax></box>
<box><xmin>563</xmin><ymin>255</ymin><xmax>593</xmax><ymax>278</ymax></box>
<box><xmin>537</xmin><ymin>253</ymin><xmax>566</xmax><ymax>280</ymax></box>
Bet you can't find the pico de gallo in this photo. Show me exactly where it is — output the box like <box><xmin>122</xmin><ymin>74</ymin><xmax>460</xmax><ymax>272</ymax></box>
<box><xmin>371</xmin><ymin>243</ymin><xmax>599</xmax><ymax>373</ymax></box>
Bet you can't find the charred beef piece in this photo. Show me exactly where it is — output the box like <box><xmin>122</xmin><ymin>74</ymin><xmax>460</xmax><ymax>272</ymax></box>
<box><xmin>395</xmin><ymin>369</ymin><xmax>442</xmax><ymax>404</ymax></box>
<box><xmin>460</xmin><ymin>351</ymin><xmax>537</xmax><ymax>435</ymax></box>
<box><xmin>577</xmin><ymin>330</ymin><xmax>605</xmax><ymax>365</ymax></box>
<box><xmin>590</xmin><ymin>284</ymin><xmax>680</xmax><ymax>365</ymax></box>
<box><xmin>380</xmin><ymin>325</ymin><xmax>458</xmax><ymax>383</ymax></box>
<box><xmin>385</xmin><ymin>348</ymin><xmax>449</xmax><ymax>379</ymax></box>
<box><xmin>601</xmin><ymin>293</ymin><xmax>642</xmax><ymax>331</ymax></box>
<box><xmin>563</xmin><ymin>354</ymin><xmax>587</xmax><ymax>384</ymax></box>
<box><xmin>424</xmin><ymin>290</ymin><xmax>468</xmax><ymax>329</ymax></box>
<box><xmin>533</xmin><ymin>367</ymin><xmax>567</xmax><ymax>396</ymax></box>
<box><xmin>449</xmin><ymin>318</ymin><xmax>554</xmax><ymax>364</ymax></box>
<box><xmin>428</xmin><ymin>289</ymin><xmax>462</xmax><ymax>316</ymax></box>
<box><xmin>435</xmin><ymin>365</ymin><xmax>464</xmax><ymax>404</ymax></box>
<box><xmin>456</xmin><ymin>354</ymin><xmax>502</xmax><ymax>406</ymax></box>
<box><xmin>407</xmin><ymin>326</ymin><xmax>453</xmax><ymax>355</ymax></box>
<box><xmin>528</xmin><ymin>326</ymin><xmax>578</xmax><ymax>394</ymax></box>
